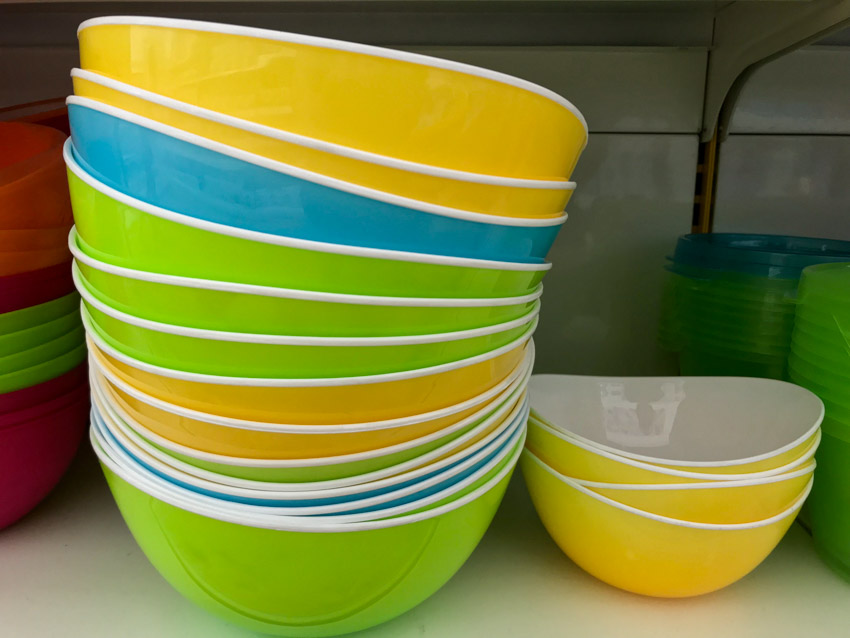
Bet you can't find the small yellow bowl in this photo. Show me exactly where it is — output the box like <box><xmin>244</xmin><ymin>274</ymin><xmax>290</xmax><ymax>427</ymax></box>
<box><xmin>521</xmin><ymin>450</ymin><xmax>810</xmax><ymax>597</ymax></box>
<box><xmin>86</xmin><ymin>328</ymin><xmax>532</xmax><ymax>425</ymax></box>
<box><xmin>526</xmin><ymin>416</ymin><xmax>819</xmax><ymax>484</ymax></box>
<box><xmin>89</xmin><ymin>349</ymin><xmax>531</xmax><ymax>460</ymax></box>
<box><xmin>72</xmin><ymin>70</ymin><xmax>574</xmax><ymax>219</ymax></box>
<box><xmin>76</xmin><ymin>18</ymin><xmax>587</xmax><ymax>181</ymax></box>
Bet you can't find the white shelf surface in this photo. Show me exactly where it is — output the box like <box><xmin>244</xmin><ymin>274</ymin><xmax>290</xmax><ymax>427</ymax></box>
<box><xmin>2</xmin><ymin>446</ymin><xmax>850</xmax><ymax>637</ymax></box>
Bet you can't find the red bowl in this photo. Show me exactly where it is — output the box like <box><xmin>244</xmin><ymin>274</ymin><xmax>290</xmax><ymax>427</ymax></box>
<box><xmin>0</xmin><ymin>363</ymin><xmax>86</xmax><ymax>415</ymax></box>
<box><xmin>0</xmin><ymin>391</ymin><xmax>89</xmax><ymax>529</ymax></box>
<box><xmin>0</xmin><ymin>260</ymin><xmax>74</xmax><ymax>314</ymax></box>
<box><xmin>0</xmin><ymin>382</ymin><xmax>88</xmax><ymax>430</ymax></box>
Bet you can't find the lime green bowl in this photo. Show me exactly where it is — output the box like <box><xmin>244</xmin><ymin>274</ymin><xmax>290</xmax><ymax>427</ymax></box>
<box><xmin>0</xmin><ymin>342</ymin><xmax>86</xmax><ymax>394</ymax></box>
<box><xmin>0</xmin><ymin>309</ymin><xmax>80</xmax><ymax>357</ymax></box>
<box><xmin>71</xmin><ymin>234</ymin><xmax>542</xmax><ymax>338</ymax></box>
<box><xmin>94</xmin><ymin>437</ymin><xmax>513</xmax><ymax>637</ymax></box>
<box><xmin>66</xmin><ymin>145</ymin><xmax>549</xmax><ymax>299</ymax></box>
<box><xmin>79</xmin><ymin>274</ymin><xmax>539</xmax><ymax>379</ymax></box>
<box><xmin>0</xmin><ymin>325</ymin><xmax>85</xmax><ymax>376</ymax></box>
<box><xmin>0</xmin><ymin>292</ymin><xmax>80</xmax><ymax>335</ymax></box>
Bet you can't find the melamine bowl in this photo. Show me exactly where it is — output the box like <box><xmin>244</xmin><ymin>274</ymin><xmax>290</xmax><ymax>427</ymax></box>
<box><xmin>0</xmin><ymin>309</ymin><xmax>80</xmax><ymax>357</ymax></box>
<box><xmin>0</xmin><ymin>363</ymin><xmax>87</xmax><ymax>414</ymax></box>
<box><xmin>69</xmin><ymin>99</ymin><xmax>566</xmax><ymax>262</ymax></box>
<box><xmin>76</xmin><ymin>18</ymin><xmax>586</xmax><ymax>179</ymax></box>
<box><xmin>0</xmin><ymin>122</ymin><xmax>73</xmax><ymax>230</ymax></box>
<box><xmin>529</xmin><ymin>374</ymin><xmax>823</xmax><ymax>473</ymax></box>
<box><xmin>0</xmin><ymin>261</ymin><xmax>74</xmax><ymax>314</ymax></box>
<box><xmin>0</xmin><ymin>343</ymin><xmax>87</xmax><ymax>395</ymax></box>
<box><xmin>72</xmin><ymin>237</ymin><xmax>542</xmax><ymax>337</ymax></box>
<box><xmin>91</xmin><ymin>425</ymin><xmax>516</xmax><ymax>636</ymax></box>
<box><xmin>90</xmin><ymin>348</ymin><xmax>531</xmax><ymax>459</ymax></box>
<box><xmin>0</xmin><ymin>291</ymin><xmax>79</xmax><ymax>335</ymax></box>
<box><xmin>521</xmin><ymin>449</ymin><xmax>810</xmax><ymax>597</ymax></box>
<box><xmin>0</xmin><ymin>325</ymin><xmax>85</xmax><ymax>376</ymax></box>
<box><xmin>79</xmin><ymin>277</ymin><xmax>538</xmax><ymax>378</ymax></box>
<box><xmin>563</xmin><ymin>463</ymin><xmax>814</xmax><ymax>524</ymax></box>
<box><xmin>85</xmin><ymin>324</ymin><xmax>532</xmax><ymax>423</ymax></box>
<box><xmin>0</xmin><ymin>391</ymin><xmax>88</xmax><ymax>529</ymax></box>
<box><xmin>71</xmin><ymin>70</ymin><xmax>574</xmax><ymax>219</ymax></box>
<box><xmin>93</xmin><ymin>372</ymin><xmax>528</xmax><ymax>483</ymax></box>
<box><xmin>93</xmin><ymin>396</ymin><xmax>525</xmax><ymax>514</ymax></box>
<box><xmin>526</xmin><ymin>416</ymin><xmax>820</xmax><ymax>484</ymax></box>
<box><xmin>65</xmin><ymin>142</ymin><xmax>550</xmax><ymax>298</ymax></box>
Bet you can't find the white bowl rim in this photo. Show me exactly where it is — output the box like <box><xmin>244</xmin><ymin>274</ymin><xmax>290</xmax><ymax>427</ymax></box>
<box><xmin>528</xmin><ymin>373</ymin><xmax>825</xmax><ymax>467</ymax></box>
<box><xmin>64</xmin><ymin>139</ymin><xmax>552</xmax><ymax>273</ymax></box>
<box><xmin>77</xmin><ymin>272</ymin><xmax>540</xmax><ymax>346</ymax></box>
<box><xmin>95</xmin><ymin>367</ymin><xmax>531</xmax><ymax>494</ymax></box>
<box><xmin>66</xmin><ymin>94</ymin><xmax>572</xmax><ymax>225</ymax></box>
<box><xmin>69</xmin><ymin>233</ymin><xmax>545</xmax><ymax>308</ymax></box>
<box><xmin>93</xmin><ymin>399</ymin><xmax>525</xmax><ymax>510</ymax></box>
<box><xmin>90</xmin><ymin>345</ymin><xmax>532</xmax><ymax>433</ymax></box>
<box><xmin>523</xmin><ymin>449</ymin><xmax>812</xmax><ymax>531</ymax></box>
<box><xmin>90</xmin><ymin>418</ymin><xmax>523</xmax><ymax>532</ymax></box>
<box><xmin>92</xmin><ymin>371</ymin><xmax>529</xmax><ymax>468</ymax></box>
<box><xmin>556</xmin><ymin>460</ymin><xmax>816</xmax><ymax>491</ymax></box>
<box><xmin>84</xmin><ymin>316</ymin><xmax>535</xmax><ymax>387</ymax></box>
<box><xmin>527</xmin><ymin>415</ymin><xmax>821</xmax><ymax>481</ymax></box>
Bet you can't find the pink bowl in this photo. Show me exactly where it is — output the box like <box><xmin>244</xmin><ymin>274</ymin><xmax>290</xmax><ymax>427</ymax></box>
<box><xmin>0</xmin><ymin>363</ymin><xmax>86</xmax><ymax>415</ymax></box>
<box><xmin>0</xmin><ymin>260</ymin><xmax>74</xmax><ymax>314</ymax></box>
<box><xmin>0</xmin><ymin>392</ymin><xmax>89</xmax><ymax>529</ymax></box>
<box><xmin>0</xmin><ymin>382</ymin><xmax>88</xmax><ymax>430</ymax></box>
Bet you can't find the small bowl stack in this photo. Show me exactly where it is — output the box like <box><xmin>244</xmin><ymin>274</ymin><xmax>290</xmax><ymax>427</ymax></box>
<box><xmin>659</xmin><ymin>234</ymin><xmax>850</xmax><ymax>379</ymax></box>
<box><xmin>523</xmin><ymin>374</ymin><xmax>822</xmax><ymax>598</ymax></box>
<box><xmin>67</xmin><ymin>15</ymin><xmax>587</xmax><ymax>636</ymax></box>
<box><xmin>787</xmin><ymin>263</ymin><xmax>850</xmax><ymax>581</ymax></box>
<box><xmin>0</xmin><ymin>122</ymin><xmax>88</xmax><ymax>530</ymax></box>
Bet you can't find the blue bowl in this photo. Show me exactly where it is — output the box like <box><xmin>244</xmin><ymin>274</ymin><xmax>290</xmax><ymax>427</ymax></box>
<box><xmin>68</xmin><ymin>100</ymin><xmax>565</xmax><ymax>263</ymax></box>
<box><xmin>91</xmin><ymin>400</ymin><xmax>527</xmax><ymax>515</ymax></box>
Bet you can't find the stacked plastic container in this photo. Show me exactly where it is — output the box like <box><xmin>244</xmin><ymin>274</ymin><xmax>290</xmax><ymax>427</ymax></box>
<box><xmin>659</xmin><ymin>233</ymin><xmax>850</xmax><ymax>379</ymax></box>
<box><xmin>787</xmin><ymin>263</ymin><xmax>850</xmax><ymax>581</ymax></box>
<box><xmin>524</xmin><ymin>374</ymin><xmax>822</xmax><ymax>598</ymax></box>
<box><xmin>67</xmin><ymin>16</ymin><xmax>587</xmax><ymax>637</ymax></box>
<box><xmin>0</xmin><ymin>122</ymin><xmax>88</xmax><ymax>529</ymax></box>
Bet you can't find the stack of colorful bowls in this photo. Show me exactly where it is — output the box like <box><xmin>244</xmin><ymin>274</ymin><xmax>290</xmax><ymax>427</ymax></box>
<box><xmin>659</xmin><ymin>234</ymin><xmax>850</xmax><ymax>379</ymax></box>
<box><xmin>523</xmin><ymin>374</ymin><xmax>822</xmax><ymax>598</ymax></box>
<box><xmin>787</xmin><ymin>263</ymin><xmax>850</xmax><ymax>581</ymax></box>
<box><xmin>0</xmin><ymin>122</ymin><xmax>88</xmax><ymax>530</ymax></box>
<box><xmin>66</xmin><ymin>15</ymin><xmax>587</xmax><ymax>636</ymax></box>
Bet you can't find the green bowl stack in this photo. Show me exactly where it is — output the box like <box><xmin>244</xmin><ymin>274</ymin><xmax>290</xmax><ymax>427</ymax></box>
<box><xmin>659</xmin><ymin>234</ymin><xmax>850</xmax><ymax>380</ymax></box>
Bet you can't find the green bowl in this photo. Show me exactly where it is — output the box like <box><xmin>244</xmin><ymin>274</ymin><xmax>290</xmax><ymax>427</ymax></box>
<box><xmin>0</xmin><ymin>309</ymin><xmax>81</xmax><ymax>357</ymax></box>
<box><xmin>807</xmin><ymin>422</ymin><xmax>850</xmax><ymax>582</ymax></box>
<box><xmin>0</xmin><ymin>325</ymin><xmax>85</xmax><ymax>376</ymax></box>
<box><xmin>0</xmin><ymin>292</ymin><xmax>80</xmax><ymax>335</ymax></box>
<box><xmin>71</xmin><ymin>236</ymin><xmax>542</xmax><ymax>338</ymax></box>
<box><xmin>678</xmin><ymin>344</ymin><xmax>787</xmax><ymax>379</ymax></box>
<box><xmin>79</xmin><ymin>277</ymin><xmax>539</xmax><ymax>378</ymax></box>
<box><xmin>0</xmin><ymin>342</ymin><xmax>86</xmax><ymax>394</ymax></box>
<box><xmin>66</xmin><ymin>148</ymin><xmax>549</xmax><ymax>299</ymax></box>
<box><xmin>96</xmin><ymin>452</ymin><xmax>513</xmax><ymax>637</ymax></box>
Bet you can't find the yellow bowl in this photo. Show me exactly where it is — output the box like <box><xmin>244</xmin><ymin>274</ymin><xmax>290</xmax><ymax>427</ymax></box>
<box><xmin>89</xmin><ymin>348</ymin><xmax>532</xmax><ymax>460</ymax></box>
<box><xmin>71</xmin><ymin>70</ymin><xmax>574</xmax><ymax>219</ymax></box>
<box><xmin>567</xmin><ymin>464</ymin><xmax>814</xmax><ymax>525</ymax></box>
<box><xmin>76</xmin><ymin>18</ymin><xmax>587</xmax><ymax>181</ymax></box>
<box><xmin>521</xmin><ymin>450</ymin><xmax>810</xmax><ymax>597</ymax></box>
<box><xmin>526</xmin><ymin>416</ymin><xmax>820</xmax><ymax>484</ymax></box>
<box><xmin>86</xmin><ymin>327</ymin><xmax>532</xmax><ymax>425</ymax></box>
